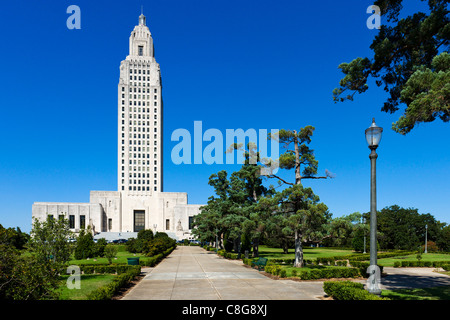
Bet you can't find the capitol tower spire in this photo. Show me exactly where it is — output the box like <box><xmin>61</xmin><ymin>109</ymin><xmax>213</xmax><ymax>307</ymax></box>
<box><xmin>118</xmin><ymin>13</ymin><xmax>163</xmax><ymax>195</ymax></box>
<box><xmin>139</xmin><ymin>10</ymin><xmax>146</xmax><ymax>26</ymax></box>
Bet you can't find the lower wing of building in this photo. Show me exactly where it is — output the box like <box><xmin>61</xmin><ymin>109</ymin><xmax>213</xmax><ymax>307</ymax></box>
<box><xmin>32</xmin><ymin>190</ymin><xmax>202</xmax><ymax>241</ymax></box>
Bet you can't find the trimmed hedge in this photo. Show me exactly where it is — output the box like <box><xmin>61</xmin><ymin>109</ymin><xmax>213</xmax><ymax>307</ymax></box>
<box><xmin>86</xmin><ymin>267</ymin><xmax>142</xmax><ymax>300</ymax></box>
<box><xmin>262</xmin><ymin>263</ymin><xmax>382</xmax><ymax>280</ymax></box>
<box><xmin>311</xmin><ymin>251</ymin><xmax>412</xmax><ymax>266</ymax></box>
<box><xmin>220</xmin><ymin>251</ymin><xmax>378</xmax><ymax>280</ymax></box>
<box><xmin>264</xmin><ymin>265</ymin><xmax>282</xmax><ymax>276</ymax></box>
<box><xmin>267</xmin><ymin>258</ymin><xmax>295</xmax><ymax>265</ymax></box>
<box><xmin>259</xmin><ymin>251</ymin><xmax>411</xmax><ymax>267</ymax></box>
<box><xmin>209</xmin><ymin>247</ymin><xmax>391</xmax><ymax>280</ymax></box>
<box><xmin>217</xmin><ymin>250</ymin><xmax>240</xmax><ymax>260</ymax></box>
<box><xmin>349</xmin><ymin>261</ymin><xmax>384</xmax><ymax>277</ymax></box>
<box><xmin>139</xmin><ymin>245</ymin><xmax>176</xmax><ymax>266</ymax></box>
<box><xmin>323</xmin><ymin>280</ymin><xmax>388</xmax><ymax>300</ymax></box>
<box><xmin>261</xmin><ymin>265</ymin><xmax>362</xmax><ymax>280</ymax></box>
<box><xmin>393</xmin><ymin>260</ymin><xmax>450</xmax><ymax>268</ymax></box>
<box><xmin>79</xmin><ymin>264</ymin><xmax>140</xmax><ymax>275</ymax></box>
<box><xmin>297</xmin><ymin>267</ymin><xmax>361</xmax><ymax>280</ymax></box>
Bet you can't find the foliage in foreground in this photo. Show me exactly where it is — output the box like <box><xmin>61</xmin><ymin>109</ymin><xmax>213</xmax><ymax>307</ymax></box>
<box><xmin>1</xmin><ymin>218</ymin><xmax>72</xmax><ymax>300</ymax></box>
<box><xmin>86</xmin><ymin>267</ymin><xmax>142</xmax><ymax>300</ymax></box>
<box><xmin>333</xmin><ymin>0</ymin><xmax>449</xmax><ymax>134</ymax></box>
<box><xmin>323</xmin><ymin>280</ymin><xmax>388</xmax><ymax>300</ymax></box>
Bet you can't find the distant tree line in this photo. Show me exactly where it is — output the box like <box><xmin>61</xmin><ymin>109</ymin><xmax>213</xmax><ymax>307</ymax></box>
<box><xmin>324</xmin><ymin>206</ymin><xmax>450</xmax><ymax>252</ymax></box>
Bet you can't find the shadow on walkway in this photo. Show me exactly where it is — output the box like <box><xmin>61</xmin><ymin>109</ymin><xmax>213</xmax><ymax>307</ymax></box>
<box><xmin>381</xmin><ymin>269</ymin><xmax>450</xmax><ymax>290</ymax></box>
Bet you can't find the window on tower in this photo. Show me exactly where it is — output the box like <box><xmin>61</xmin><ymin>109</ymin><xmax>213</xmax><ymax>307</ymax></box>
<box><xmin>138</xmin><ymin>46</ymin><xmax>143</xmax><ymax>56</ymax></box>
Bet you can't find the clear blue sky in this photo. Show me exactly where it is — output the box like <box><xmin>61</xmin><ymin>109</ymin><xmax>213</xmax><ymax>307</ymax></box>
<box><xmin>0</xmin><ymin>0</ymin><xmax>448</xmax><ymax>233</ymax></box>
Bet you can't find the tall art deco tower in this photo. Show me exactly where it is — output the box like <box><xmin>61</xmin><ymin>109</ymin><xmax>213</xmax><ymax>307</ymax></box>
<box><xmin>32</xmin><ymin>14</ymin><xmax>202</xmax><ymax>239</ymax></box>
<box><xmin>118</xmin><ymin>13</ymin><xmax>163</xmax><ymax>194</ymax></box>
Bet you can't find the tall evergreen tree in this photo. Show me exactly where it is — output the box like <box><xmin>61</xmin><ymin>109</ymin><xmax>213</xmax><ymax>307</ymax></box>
<box><xmin>262</xmin><ymin>126</ymin><xmax>332</xmax><ymax>267</ymax></box>
<box><xmin>259</xmin><ymin>184</ymin><xmax>330</xmax><ymax>267</ymax></box>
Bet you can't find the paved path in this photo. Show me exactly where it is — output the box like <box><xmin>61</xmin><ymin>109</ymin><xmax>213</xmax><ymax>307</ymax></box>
<box><xmin>121</xmin><ymin>246</ymin><xmax>325</xmax><ymax>300</ymax></box>
<box><xmin>122</xmin><ymin>246</ymin><xmax>450</xmax><ymax>300</ymax></box>
<box><xmin>379</xmin><ymin>267</ymin><xmax>450</xmax><ymax>290</ymax></box>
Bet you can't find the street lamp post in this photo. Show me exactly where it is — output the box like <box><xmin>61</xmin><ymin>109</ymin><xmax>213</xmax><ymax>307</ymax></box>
<box><xmin>365</xmin><ymin>118</ymin><xmax>383</xmax><ymax>295</ymax></box>
<box><xmin>363</xmin><ymin>217</ymin><xmax>366</xmax><ymax>254</ymax></box>
<box><xmin>215</xmin><ymin>228</ymin><xmax>219</xmax><ymax>253</ymax></box>
<box><xmin>425</xmin><ymin>224</ymin><xmax>428</xmax><ymax>254</ymax></box>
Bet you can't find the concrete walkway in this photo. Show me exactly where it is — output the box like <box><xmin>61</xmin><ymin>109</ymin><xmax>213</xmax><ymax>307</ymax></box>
<box><xmin>121</xmin><ymin>246</ymin><xmax>325</xmax><ymax>300</ymax></box>
<box><xmin>121</xmin><ymin>246</ymin><xmax>450</xmax><ymax>300</ymax></box>
<box><xmin>379</xmin><ymin>267</ymin><xmax>450</xmax><ymax>290</ymax></box>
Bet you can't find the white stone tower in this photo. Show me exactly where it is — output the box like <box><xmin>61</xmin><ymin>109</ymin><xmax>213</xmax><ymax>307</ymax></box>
<box><xmin>32</xmin><ymin>13</ymin><xmax>203</xmax><ymax>239</ymax></box>
<box><xmin>118</xmin><ymin>13</ymin><xmax>163</xmax><ymax>195</ymax></box>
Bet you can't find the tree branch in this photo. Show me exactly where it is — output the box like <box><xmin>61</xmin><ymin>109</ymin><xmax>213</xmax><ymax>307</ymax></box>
<box><xmin>302</xmin><ymin>175</ymin><xmax>328</xmax><ymax>180</ymax></box>
<box><xmin>303</xmin><ymin>234</ymin><xmax>332</xmax><ymax>244</ymax></box>
<box><xmin>268</xmin><ymin>174</ymin><xmax>294</xmax><ymax>186</ymax></box>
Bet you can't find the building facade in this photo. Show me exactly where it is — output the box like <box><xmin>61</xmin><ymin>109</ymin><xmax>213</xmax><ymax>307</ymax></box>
<box><xmin>32</xmin><ymin>14</ymin><xmax>202</xmax><ymax>240</ymax></box>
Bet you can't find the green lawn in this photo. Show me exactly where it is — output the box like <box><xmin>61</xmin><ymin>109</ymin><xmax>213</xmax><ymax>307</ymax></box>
<box><xmin>378</xmin><ymin>253</ymin><xmax>450</xmax><ymax>267</ymax></box>
<box><xmin>257</xmin><ymin>245</ymin><xmax>358</xmax><ymax>260</ymax></box>
<box><xmin>60</xmin><ymin>245</ymin><xmax>142</xmax><ymax>299</ymax></box>
<box><xmin>381</xmin><ymin>285</ymin><xmax>450</xmax><ymax>300</ymax></box>
<box><xmin>57</xmin><ymin>274</ymin><xmax>117</xmax><ymax>300</ymax></box>
<box><xmin>68</xmin><ymin>244</ymin><xmax>145</xmax><ymax>265</ymax></box>
<box><xmin>256</xmin><ymin>246</ymin><xmax>450</xmax><ymax>267</ymax></box>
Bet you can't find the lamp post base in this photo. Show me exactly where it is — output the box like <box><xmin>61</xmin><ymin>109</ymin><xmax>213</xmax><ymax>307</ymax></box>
<box><xmin>367</xmin><ymin>286</ymin><xmax>382</xmax><ymax>296</ymax></box>
<box><xmin>366</xmin><ymin>264</ymin><xmax>382</xmax><ymax>295</ymax></box>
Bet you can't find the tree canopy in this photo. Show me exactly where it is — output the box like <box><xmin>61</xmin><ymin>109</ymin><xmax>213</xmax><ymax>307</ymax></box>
<box><xmin>333</xmin><ymin>0</ymin><xmax>449</xmax><ymax>134</ymax></box>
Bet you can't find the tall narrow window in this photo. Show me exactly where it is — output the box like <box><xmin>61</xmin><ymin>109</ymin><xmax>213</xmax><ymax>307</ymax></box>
<box><xmin>166</xmin><ymin>219</ymin><xmax>170</xmax><ymax>230</ymax></box>
<box><xmin>133</xmin><ymin>210</ymin><xmax>145</xmax><ymax>232</ymax></box>
<box><xmin>80</xmin><ymin>215</ymin><xmax>86</xmax><ymax>229</ymax></box>
<box><xmin>138</xmin><ymin>46</ymin><xmax>144</xmax><ymax>56</ymax></box>
<box><xmin>69</xmin><ymin>215</ymin><xmax>75</xmax><ymax>229</ymax></box>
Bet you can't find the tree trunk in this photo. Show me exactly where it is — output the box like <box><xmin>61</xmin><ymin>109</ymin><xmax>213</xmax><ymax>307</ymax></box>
<box><xmin>294</xmin><ymin>229</ymin><xmax>304</xmax><ymax>268</ymax></box>
<box><xmin>293</xmin><ymin>131</ymin><xmax>301</xmax><ymax>186</ymax></box>
<box><xmin>233</xmin><ymin>237</ymin><xmax>238</xmax><ymax>253</ymax></box>
<box><xmin>282</xmin><ymin>239</ymin><xmax>289</xmax><ymax>254</ymax></box>
<box><xmin>218</xmin><ymin>233</ymin><xmax>224</xmax><ymax>250</ymax></box>
<box><xmin>252</xmin><ymin>237</ymin><xmax>260</xmax><ymax>257</ymax></box>
<box><xmin>235</xmin><ymin>233</ymin><xmax>242</xmax><ymax>259</ymax></box>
